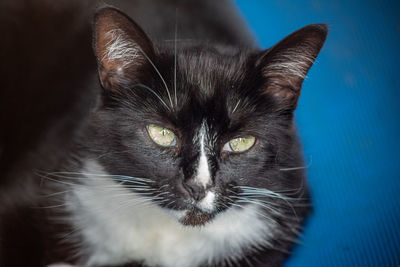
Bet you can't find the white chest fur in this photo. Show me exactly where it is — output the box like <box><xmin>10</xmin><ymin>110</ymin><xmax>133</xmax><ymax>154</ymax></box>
<box><xmin>67</xmin><ymin>160</ymin><xmax>274</xmax><ymax>267</ymax></box>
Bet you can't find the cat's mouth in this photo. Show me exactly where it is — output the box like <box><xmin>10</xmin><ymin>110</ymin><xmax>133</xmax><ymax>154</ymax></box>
<box><xmin>179</xmin><ymin>208</ymin><xmax>216</xmax><ymax>226</ymax></box>
<box><xmin>164</xmin><ymin>190</ymin><xmax>226</xmax><ymax>226</ymax></box>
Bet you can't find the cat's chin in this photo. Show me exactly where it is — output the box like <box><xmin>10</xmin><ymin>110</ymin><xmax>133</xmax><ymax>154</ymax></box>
<box><xmin>179</xmin><ymin>209</ymin><xmax>216</xmax><ymax>227</ymax></box>
<box><xmin>164</xmin><ymin>206</ymin><xmax>217</xmax><ymax>226</ymax></box>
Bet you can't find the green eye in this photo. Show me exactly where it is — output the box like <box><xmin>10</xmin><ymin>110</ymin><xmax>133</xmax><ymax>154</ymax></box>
<box><xmin>146</xmin><ymin>124</ymin><xmax>177</xmax><ymax>147</ymax></box>
<box><xmin>223</xmin><ymin>136</ymin><xmax>256</xmax><ymax>153</ymax></box>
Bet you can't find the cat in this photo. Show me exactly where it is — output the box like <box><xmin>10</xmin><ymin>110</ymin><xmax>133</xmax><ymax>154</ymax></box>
<box><xmin>0</xmin><ymin>1</ymin><xmax>327</xmax><ymax>266</ymax></box>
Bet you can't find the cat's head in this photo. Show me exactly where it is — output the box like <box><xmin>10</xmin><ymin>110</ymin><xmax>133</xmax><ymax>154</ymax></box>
<box><xmin>88</xmin><ymin>7</ymin><xmax>327</xmax><ymax>226</ymax></box>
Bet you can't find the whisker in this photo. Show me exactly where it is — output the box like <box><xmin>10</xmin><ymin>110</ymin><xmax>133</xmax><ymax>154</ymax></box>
<box><xmin>232</xmin><ymin>99</ymin><xmax>241</xmax><ymax>114</ymax></box>
<box><xmin>238</xmin><ymin>192</ymin><xmax>301</xmax><ymax>201</ymax></box>
<box><xmin>279</xmin><ymin>155</ymin><xmax>313</xmax><ymax>171</ymax></box>
<box><xmin>230</xmin><ymin>186</ymin><xmax>302</xmax><ymax>220</ymax></box>
<box><xmin>163</xmin><ymin>38</ymin><xmax>196</xmax><ymax>43</ymax></box>
<box><xmin>132</xmin><ymin>83</ymin><xmax>171</xmax><ymax>111</ymax></box>
<box><xmin>154</xmin><ymin>191</ymin><xmax>171</xmax><ymax>196</ymax></box>
<box><xmin>164</xmin><ymin>200</ymin><xmax>176</xmax><ymax>208</ymax></box>
<box><xmin>174</xmin><ymin>9</ymin><xmax>178</xmax><ymax>107</ymax></box>
<box><xmin>136</xmin><ymin>46</ymin><xmax>173</xmax><ymax>108</ymax></box>
<box><xmin>37</xmin><ymin>170</ymin><xmax>153</xmax><ymax>181</ymax></box>
<box><xmin>235</xmin><ymin>186</ymin><xmax>297</xmax><ymax>200</ymax></box>
<box><xmin>35</xmin><ymin>203</ymin><xmax>70</xmax><ymax>209</ymax></box>
<box><xmin>40</xmin><ymin>190</ymin><xmax>71</xmax><ymax>198</ymax></box>
<box><xmin>96</xmin><ymin>149</ymin><xmax>132</xmax><ymax>160</ymax></box>
<box><xmin>158</xmin><ymin>184</ymin><xmax>170</xmax><ymax>190</ymax></box>
<box><xmin>35</xmin><ymin>173</ymin><xmax>79</xmax><ymax>187</ymax></box>
<box><xmin>37</xmin><ymin>171</ymin><xmax>153</xmax><ymax>183</ymax></box>
<box><xmin>279</xmin><ymin>166</ymin><xmax>307</xmax><ymax>171</ymax></box>
<box><xmin>234</xmin><ymin>198</ymin><xmax>281</xmax><ymax>215</ymax></box>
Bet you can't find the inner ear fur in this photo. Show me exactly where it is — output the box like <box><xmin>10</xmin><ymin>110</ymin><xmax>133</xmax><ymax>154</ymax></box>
<box><xmin>257</xmin><ymin>24</ymin><xmax>328</xmax><ymax>108</ymax></box>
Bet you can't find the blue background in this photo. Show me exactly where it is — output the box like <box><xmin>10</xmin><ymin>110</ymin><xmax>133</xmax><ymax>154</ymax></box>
<box><xmin>235</xmin><ymin>1</ymin><xmax>400</xmax><ymax>266</ymax></box>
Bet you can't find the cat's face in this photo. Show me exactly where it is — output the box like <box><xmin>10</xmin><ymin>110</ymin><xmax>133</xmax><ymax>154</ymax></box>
<box><xmin>88</xmin><ymin>8</ymin><xmax>327</xmax><ymax>226</ymax></box>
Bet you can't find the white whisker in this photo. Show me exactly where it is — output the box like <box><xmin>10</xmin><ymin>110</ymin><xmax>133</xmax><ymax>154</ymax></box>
<box><xmin>279</xmin><ymin>166</ymin><xmax>307</xmax><ymax>171</ymax></box>
<box><xmin>233</xmin><ymin>186</ymin><xmax>302</xmax><ymax>220</ymax></box>
<box><xmin>280</xmin><ymin>155</ymin><xmax>312</xmax><ymax>172</ymax></box>
<box><xmin>39</xmin><ymin>170</ymin><xmax>152</xmax><ymax>181</ymax></box>
<box><xmin>174</xmin><ymin>10</ymin><xmax>178</xmax><ymax>107</ymax></box>
<box><xmin>235</xmin><ymin>198</ymin><xmax>281</xmax><ymax>215</ymax></box>
<box><xmin>232</xmin><ymin>99</ymin><xmax>241</xmax><ymax>114</ymax></box>
<box><xmin>133</xmin><ymin>83</ymin><xmax>171</xmax><ymax>111</ymax></box>
<box><xmin>136</xmin><ymin>46</ymin><xmax>173</xmax><ymax>108</ymax></box>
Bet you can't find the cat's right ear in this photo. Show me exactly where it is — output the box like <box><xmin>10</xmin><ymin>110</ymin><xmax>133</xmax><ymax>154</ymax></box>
<box><xmin>93</xmin><ymin>7</ymin><xmax>155</xmax><ymax>92</ymax></box>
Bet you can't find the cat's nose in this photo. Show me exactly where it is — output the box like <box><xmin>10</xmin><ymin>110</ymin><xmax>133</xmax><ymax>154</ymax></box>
<box><xmin>183</xmin><ymin>180</ymin><xmax>206</xmax><ymax>201</ymax></box>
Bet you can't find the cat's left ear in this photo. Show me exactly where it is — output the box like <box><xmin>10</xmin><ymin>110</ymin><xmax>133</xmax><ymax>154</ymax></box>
<box><xmin>257</xmin><ymin>24</ymin><xmax>327</xmax><ymax>108</ymax></box>
<box><xmin>93</xmin><ymin>7</ymin><xmax>155</xmax><ymax>91</ymax></box>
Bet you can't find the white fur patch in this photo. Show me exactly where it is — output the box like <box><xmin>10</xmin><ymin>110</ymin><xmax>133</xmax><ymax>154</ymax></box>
<box><xmin>194</xmin><ymin>122</ymin><xmax>212</xmax><ymax>188</ymax></box>
<box><xmin>67</xmin><ymin>160</ymin><xmax>276</xmax><ymax>267</ymax></box>
<box><xmin>197</xmin><ymin>191</ymin><xmax>216</xmax><ymax>213</ymax></box>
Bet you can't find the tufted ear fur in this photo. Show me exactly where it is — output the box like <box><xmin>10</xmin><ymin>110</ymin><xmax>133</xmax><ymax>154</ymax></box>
<box><xmin>93</xmin><ymin>7</ymin><xmax>155</xmax><ymax>92</ymax></box>
<box><xmin>257</xmin><ymin>24</ymin><xmax>327</xmax><ymax>108</ymax></box>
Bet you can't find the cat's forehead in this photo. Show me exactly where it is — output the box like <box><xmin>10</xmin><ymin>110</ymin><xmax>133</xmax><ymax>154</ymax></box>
<box><xmin>175</xmin><ymin>47</ymin><xmax>248</xmax><ymax>96</ymax></box>
<box><xmin>129</xmin><ymin>47</ymin><xmax>262</xmax><ymax>131</ymax></box>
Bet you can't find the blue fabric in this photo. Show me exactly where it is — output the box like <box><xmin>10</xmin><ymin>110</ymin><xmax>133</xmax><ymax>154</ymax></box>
<box><xmin>235</xmin><ymin>1</ymin><xmax>400</xmax><ymax>266</ymax></box>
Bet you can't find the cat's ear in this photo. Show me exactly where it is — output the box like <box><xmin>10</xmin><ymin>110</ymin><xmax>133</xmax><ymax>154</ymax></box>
<box><xmin>93</xmin><ymin>7</ymin><xmax>155</xmax><ymax>91</ymax></box>
<box><xmin>257</xmin><ymin>24</ymin><xmax>327</xmax><ymax>108</ymax></box>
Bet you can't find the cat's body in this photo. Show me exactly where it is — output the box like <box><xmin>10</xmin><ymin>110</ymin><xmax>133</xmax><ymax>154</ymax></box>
<box><xmin>0</xmin><ymin>1</ymin><xmax>327</xmax><ymax>266</ymax></box>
